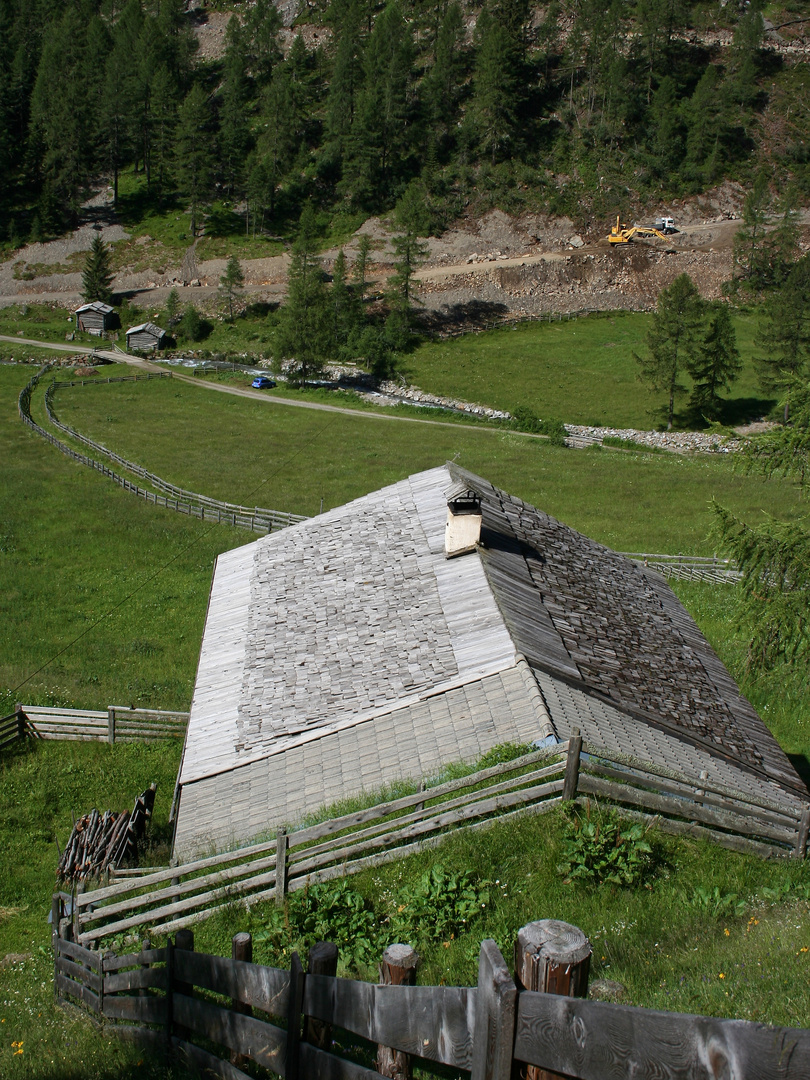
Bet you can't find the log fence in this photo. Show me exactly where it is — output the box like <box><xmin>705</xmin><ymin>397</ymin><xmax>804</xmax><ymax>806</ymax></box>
<box><xmin>17</xmin><ymin>367</ymin><xmax>306</xmax><ymax>534</ymax></box>
<box><xmin>2</xmin><ymin>704</ymin><xmax>189</xmax><ymax>747</ymax></box>
<box><xmin>51</xmin><ymin>910</ymin><xmax>810</xmax><ymax>1080</ymax></box>
<box><xmin>71</xmin><ymin>736</ymin><xmax>809</xmax><ymax>947</ymax></box>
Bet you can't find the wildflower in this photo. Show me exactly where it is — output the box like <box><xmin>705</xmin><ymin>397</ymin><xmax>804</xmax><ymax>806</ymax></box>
<box><xmin>12</xmin><ymin>1040</ymin><xmax>23</xmax><ymax>1055</ymax></box>
<box><xmin>718</xmin><ymin>973</ymin><xmax>725</xmax><ymax>980</ymax></box>
<box><xmin>724</xmin><ymin>928</ymin><xmax>730</xmax><ymax>937</ymax></box>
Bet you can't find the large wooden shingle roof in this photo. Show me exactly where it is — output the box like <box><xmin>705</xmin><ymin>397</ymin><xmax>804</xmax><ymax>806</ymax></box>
<box><xmin>172</xmin><ymin>465</ymin><xmax>805</xmax><ymax>856</ymax></box>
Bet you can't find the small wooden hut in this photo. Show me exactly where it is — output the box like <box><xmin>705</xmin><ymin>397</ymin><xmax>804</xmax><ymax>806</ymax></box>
<box><xmin>75</xmin><ymin>302</ymin><xmax>116</xmax><ymax>336</ymax></box>
<box><xmin>126</xmin><ymin>322</ymin><xmax>166</xmax><ymax>351</ymax></box>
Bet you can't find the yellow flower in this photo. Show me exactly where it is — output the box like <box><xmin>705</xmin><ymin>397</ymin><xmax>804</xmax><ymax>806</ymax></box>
<box><xmin>724</xmin><ymin>928</ymin><xmax>730</xmax><ymax>937</ymax></box>
<box><xmin>800</xmin><ymin>947</ymin><xmax>809</xmax><ymax>954</ymax></box>
<box><xmin>718</xmin><ymin>973</ymin><xmax>725</xmax><ymax>979</ymax></box>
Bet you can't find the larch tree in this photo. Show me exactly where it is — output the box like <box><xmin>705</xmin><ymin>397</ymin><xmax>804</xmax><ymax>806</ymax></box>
<box><xmin>219</xmin><ymin>255</ymin><xmax>245</xmax><ymax>322</ymax></box>
<box><xmin>712</xmin><ymin>384</ymin><xmax>810</xmax><ymax>671</ymax></box>
<box><xmin>755</xmin><ymin>256</ymin><xmax>810</xmax><ymax>422</ymax></box>
<box><xmin>634</xmin><ymin>272</ymin><xmax>704</xmax><ymax>430</ymax></box>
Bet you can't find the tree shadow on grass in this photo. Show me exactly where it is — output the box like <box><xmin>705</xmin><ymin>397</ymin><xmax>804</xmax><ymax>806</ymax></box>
<box><xmin>416</xmin><ymin>300</ymin><xmax>509</xmax><ymax>337</ymax></box>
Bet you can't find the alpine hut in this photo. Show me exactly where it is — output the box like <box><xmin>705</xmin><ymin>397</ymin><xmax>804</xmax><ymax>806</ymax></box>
<box><xmin>126</xmin><ymin>322</ymin><xmax>166</xmax><ymax>351</ymax></box>
<box><xmin>171</xmin><ymin>465</ymin><xmax>808</xmax><ymax>858</ymax></box>
<box><xmin>75</xmin><ymin>301</ymin><xmax>116</xmax><ymax>336</ymax></box>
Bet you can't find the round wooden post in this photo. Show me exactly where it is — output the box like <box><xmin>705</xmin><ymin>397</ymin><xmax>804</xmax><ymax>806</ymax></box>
<box><xmin>376</xmin><ymin>943</ymin><xmax>420</xmax><ymax>1080</ymax></box>
<box><xmin>514</xmin><ymin>920</ymin><xmax>591</xmax><ymax>1080</ymax></box>
<box><xmin>304</xmin><ymin>941</ymin><xmax>339</xmax><ymax>1050</ymax></box>
<box><xmin>231</xmin><ymin>932</ymin><xmax>253</xmax><ymax>1068</ymax></box>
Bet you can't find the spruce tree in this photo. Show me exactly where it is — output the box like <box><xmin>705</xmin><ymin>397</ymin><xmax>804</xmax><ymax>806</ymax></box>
<box><xmin>470</xmin><ymin>7</ymin><xmax>521</xmax><ymax>164</ymax></box>
<box><xmin>82</xmin><ymin>235</ymin><xmax>114</xmax><ymax>304</ymax></box>
<box><xmin>688</xmin><ymin>303</ymin><xmax>741</xmax><ymax>418</ymax></box>
<box><xmin>174</xmin><ymin>83</ymin><xmax>213</xmax><ymax>237</ymax></box>
<box><xmin>276</xmin><ymin>205</ymin><xmax>330</xmax><ymax>384</ymax></box>
<box><xmin>634</xmin><ymin>273</ymin><xmax>704</xmax><ymax>430</ymax></box>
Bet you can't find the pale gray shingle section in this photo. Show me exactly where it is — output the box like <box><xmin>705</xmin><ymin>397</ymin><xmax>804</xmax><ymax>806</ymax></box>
<box><xmin>179</xmin><ymin>466</ymin><xmax>514</xmax><ymax>787</ymax></box>
<box><xmin>173</xmin><ymin>665</ymin><xmax>546</xmax><ymax>858</ymax></box>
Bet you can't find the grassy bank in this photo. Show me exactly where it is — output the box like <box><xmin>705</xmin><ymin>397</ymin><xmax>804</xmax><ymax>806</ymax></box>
<box><xmin>405</xmin><ymin>310</ymin><xmax>771</xmax><ymax>430</ymax></box>
<box><xmin>1</xmin><ymin>737</ymin><xmax>809</xmax><ymax>1080</ymax></box>
<box><xmin>0</xmin><ymin>364</ymin><xmax>244</xmax><ymax>716</ymax></box>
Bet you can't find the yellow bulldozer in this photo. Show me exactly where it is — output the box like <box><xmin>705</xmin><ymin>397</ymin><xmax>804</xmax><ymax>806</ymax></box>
<box><xmin>608</xmin><ymin>215</ymin><xmax>669</xmax><ymax>244</ymax></box>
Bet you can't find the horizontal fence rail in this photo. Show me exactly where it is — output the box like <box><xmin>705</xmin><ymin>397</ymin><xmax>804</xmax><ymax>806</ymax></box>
<box><xmin>71</xmin><ymin>737</ymin><xmax>808</xmax><ymax>946</ymax></box>
<box><xmin>52</xmin><ymin>911</ymin><xmax>810</xmax><ymax>1080</ymax></box>
<box><xmin>17</xmin><ymin>368</ymin><xmax>305</xmax><ymax>534</ymax></box>
<box><xmin>2</xmin><ymin>705</ymin><xmax>189</xmax><ymax>746</ymax></box>
<box><xmin>621</xmin><ymin>551</ymin><xmax>742</xmax><ymax>583</ymax></box>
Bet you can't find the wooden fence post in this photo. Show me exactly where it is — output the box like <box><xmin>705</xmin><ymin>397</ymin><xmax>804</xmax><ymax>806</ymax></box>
<box><xmin>376</xmin><ymin>943</ymin><xmax>420</xmax><ymax>1080</ymax></box>
<box><xmin>514</xmin><ymin>920</ymin><xmax>591</xmax><ymax>1080</ymax></box>
<box><xmin>107</xmin><ymin>708</ymin><xmax>116</xmax><ymax>745</ymax></box>
<box><xmin>795</xmin><ymin>806</ymin><xmax>810</xmax><ymax>859</ymax></box>
<box><xmin>230</xmin><ymin>932</ymin><xmax>253</xmax><ymax>1068</ymax></box>
<box><xmin>275</xmin><ymin>828</ymin><xmax>288</xmax><ymax>906</ymax></box>
<box><xmin>470</xmin><ymin>939</ymin><xmax>517</xmax><ymax>1080</ymax></box>
<box><xmin>562</xmin><ymin>729</ymin><xmax>582</xmax><ymax>801</ymax></box>
<box><xmin>286</xmin><ymin>952</ymin><xmax>304</xmax><ymax>1080</ymax></box>
<box><xmin>304</xmin><ymin>942</ymin><xmax>338</xmax><ymax>1050</ymax></box>
<box><xmin>51</xmin><ymin>895</ymin><xmax>61</xmax><ymax>1004</ymax></box>
<box><xmin>173</xmin><ymin>929</ymin><xmax>194</xmax><ymax>1042</ymax></box>
<box><xmin>139</xmin><ymin>938</ymin><xmax>151</xmax><ymax>999</ymax></box>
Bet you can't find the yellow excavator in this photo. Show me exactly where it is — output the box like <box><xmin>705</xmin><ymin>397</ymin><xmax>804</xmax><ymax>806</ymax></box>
<box><xmin>608</xmin><ymin>215</ymin><xmax>669</xmax><ymax>244</ymax></box>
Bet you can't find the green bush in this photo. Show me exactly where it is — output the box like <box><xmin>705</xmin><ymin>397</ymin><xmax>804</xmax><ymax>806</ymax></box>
<box><xmin>560</xmin><ymin>804</ymin><xmax>653</xmax><ymax>887</ymax></box>
<box><xmin>390</xmin><ymin>864</ymin><xmax>490</xmax><ymax>944</ymax></box>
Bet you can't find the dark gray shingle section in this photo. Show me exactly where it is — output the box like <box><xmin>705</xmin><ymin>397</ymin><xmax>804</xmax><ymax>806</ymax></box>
<box><xmin>449</xmin><ymin>464</ymin><xmax>805</xmax><ymax>797</ymax></box>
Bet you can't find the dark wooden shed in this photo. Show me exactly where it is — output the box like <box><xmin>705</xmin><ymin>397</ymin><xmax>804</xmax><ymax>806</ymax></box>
<box><xmin>126</xmin><ymin>322</ymin><xmax>166</xmax><ymax>351</ymax></box>
<box><xmin>75</xmin><ymin>302</ymin><xmax>116</xmax><ymax>336</ymax></box>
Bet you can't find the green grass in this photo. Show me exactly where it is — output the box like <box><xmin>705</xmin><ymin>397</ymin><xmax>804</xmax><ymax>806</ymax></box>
<box><xmin>405</xmin><ymin>310</ymin><xmax>774</xmax><ymax>430</ymax></box>
<box><xmin>0</xmin><ymin>304</ymin><xmax>99</xmax><ymax>346</ymax></box>
<box><xmin>0</xmin><ymin>739</ymin><xmax>196</xmax><ymax>1080</ymax></box>
<box><xmin>0</xmin><ymin>365</ymin><xmax>245</xmax><ymax>717</ymax></box>
<box><xmin>49</xmin><ymin>371</ymin><xmax>805</xmax><ymax>554</ymax></box>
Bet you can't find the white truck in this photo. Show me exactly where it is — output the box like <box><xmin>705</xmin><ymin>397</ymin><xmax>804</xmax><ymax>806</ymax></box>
<box><xmin>654</xmin><ymin>217</ymin><xmax>677</xmax><ymax>233</ymax></box>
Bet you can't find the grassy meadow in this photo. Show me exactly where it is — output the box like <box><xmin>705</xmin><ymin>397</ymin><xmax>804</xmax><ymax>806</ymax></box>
<box><xmin>2</xmin><ymin>301</ymin><xmax>809</xmax><ymax>1076</ymax></box>
<box><xmin>405</xmin><ymin>309</ymin><xmax>771</xmax><ymax>430</ymax></box>
<box><xmin>50</xmin><ymin>367</ymin><xmax>805</xmax><ymax>555</ymax></box>
<box><xmin>0</xmin><ymin>364</ymin><xmax>244</xmax><ymax>717</ymax></box>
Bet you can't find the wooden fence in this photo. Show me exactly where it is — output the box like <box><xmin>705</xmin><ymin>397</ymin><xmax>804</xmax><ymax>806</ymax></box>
<box><xmin>51</xmin><ymin>910</ymin><xmax>810</xmax><ymax>1080</ymax></box>
<box><xmin>17</xmin><ymin>367</ymin><xmax>305</xmax><ymax>534</ymax></box>
<box><xmin>1</xmin><ymin>704</ymin><xmax>189</xmax><ymax>747</ymax></box>
<box><xmin>71</xmin><ymin>735</ymin><xmax>810</xmax><ymax>947</ymax></box>
<box><xmin>621</xmin><ymin>552</ymin><xmax>742</xmax><ymax>583</ymax></box>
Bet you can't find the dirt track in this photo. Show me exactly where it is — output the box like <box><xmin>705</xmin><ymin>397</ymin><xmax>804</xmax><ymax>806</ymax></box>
<box><xmin>1</xmin><ymin>186</ymin><xmax>807</xmax><ymax>323</ymax></box>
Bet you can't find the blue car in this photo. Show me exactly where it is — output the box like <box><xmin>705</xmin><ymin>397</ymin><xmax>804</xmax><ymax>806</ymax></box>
<box><xmin>251</xmin><ymin>376</ymin><xmax>276</xmax><ymax>389</ymax></box>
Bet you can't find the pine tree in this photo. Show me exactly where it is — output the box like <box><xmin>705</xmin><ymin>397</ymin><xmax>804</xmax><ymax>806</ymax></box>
<box><xmin>634</xmin><ymin>273</ymin><xmax>704</xmax><ymax>430</ymax></box>
<box><xmin>82</xmin><ymin>236</ymin><xmax>114</xmax><ymax>304</ymax></box>
<box><xmin>755</xmin><ymin>257</ymin><xmax>810</xmax><ymax>422</ymax></box>
<box><xmin>276</xmin><ymin>204</ymin><xmax>330</xmax><ymax>383</ymax></box>
<box><xmin>688</xmin><ymin>303</ymin><xmax>742</xmax><ymax>418</ymax></box>
<box><xmin>174</xmin><ymin>83</ymin><xmax>213</xmax><ymax>237</ymax></box>
<box><xmin>324</xmin><ymin>0</ymin><xmax>364</xmax><ymax>165</ymax></box>
<box><xmin>219</xmin><ymin>255</ymin><xmax>245</xmax><ymax>322</ymax></box>
<box><xmin>148</xmin><ymin>65</ymin><xmax>178</xmax><ymax>198</ymax></box>
<box><xmin>165</xmin><ymin>287</ymin><xmax>181</xmax><ymax>329</ymax></box>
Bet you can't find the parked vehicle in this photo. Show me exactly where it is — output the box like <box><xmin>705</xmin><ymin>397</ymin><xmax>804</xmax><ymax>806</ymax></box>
<box><xmin>251</xmin><ymin>376</ymin><xmax>276</xmax><ymax>389</ymax></box>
